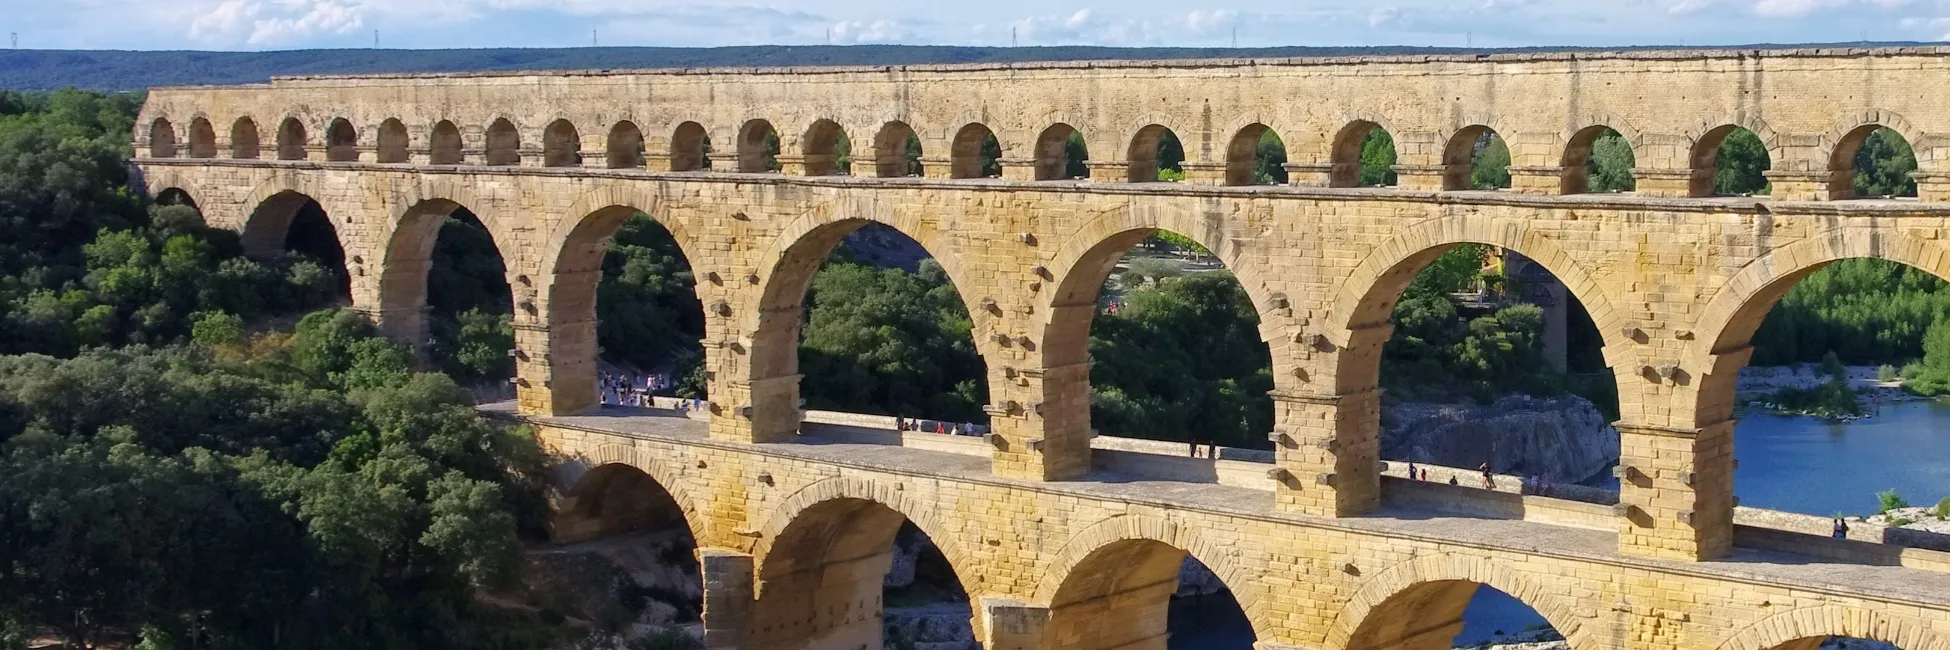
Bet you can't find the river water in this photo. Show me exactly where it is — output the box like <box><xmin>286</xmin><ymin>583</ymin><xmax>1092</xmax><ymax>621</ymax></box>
<box><xmin>1168</xmin><ymin>400</ymin><xmax>1950</xmax><ymax>649</ymax></box>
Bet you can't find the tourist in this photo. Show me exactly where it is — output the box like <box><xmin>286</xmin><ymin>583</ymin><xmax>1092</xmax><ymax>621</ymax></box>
<box><xmin>1833</xmin><ymin>517</ymin><xmax>1850</xmax><ymax>540</ymax></box>
<box><xmin>895</xmin><ymin>416</ymin><xmax>905</xmax><ymax>432</ymax></box>
<box><xmin>1448</xmin><ymin>475</ymin><xmax>1459</xmax><ymax>486</ymax></box>
<box><xmin>936</xmin><ymin>422</ymin><xmax>947</xmax><ymax>434</ymax></box>
<box><xmin>1420</xmin><ymin>468</ymin><xmax>1429</xmax><ymax>482</ymax></box>
<box><xmin>950</xmin><ymin>424</ymin><xmax>962</xmax><ymax>436</ymax></box>
<box><xmin>1408</xmin><ymin>462</ymin><xmax>1419</xmax><ymax>481</ymax></box>
<box><xmin>1479</xmin><ymin>463</ymin><xmax>1495</xmax><ymax>490</ymax></box>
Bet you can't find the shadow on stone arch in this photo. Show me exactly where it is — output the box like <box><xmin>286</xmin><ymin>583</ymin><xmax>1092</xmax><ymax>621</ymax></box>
<box><xmin>1046</xmin><ymin>538</ymin><xmax>1256</xmax><ymax>650</ymax></box>
<box><xmin>241</xmin><ymin>190</ymin><xmax>350</xmax><ymax>302</ymax></box>
<box><xmin>545</xmin><ymin>462</ymin><xmax>704</xmax><ymax>643</ymax></box>
<box><xmin>751</xmin><ymin>501</ymin><xmax>974</xmax><ymax>650</ymax></box>
<box><xmin>554</xmin><ymin>204</ymin><xmax>707</xmax><ymax>410</ymax></box>
<box><xmin>1349</xmin><ymin>582</ymin><xmax>1562</xmax><ymax>650</ymax></box>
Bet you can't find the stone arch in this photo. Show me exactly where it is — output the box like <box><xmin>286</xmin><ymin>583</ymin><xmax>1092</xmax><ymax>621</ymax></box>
<box><xmin>1325</xmin><ymin>214</ymin><xmax>1628</xmax><ymax>371</ymax></box>
<box><xmin>737</xmin><ymin>118</ymin><xmax>779</xmax><ymax>173</ymax></box>
<box><xmin>741</xmin><ymin>206</ymin><xmax>990</xmax><ymax>442</ymax></box>
<box><xmin>1041</xmin><ymin>207</ymin><xmax>1288</xmax><ymax>368</ymax></box>
<box><xmin>670</xmin><ymin>120</ymin><xmax>709</xmax><ymax>171</ymax></box>
<box><xmin>1330</xmin><ymin>117</ymin><xmax>1401</xmax><ymax>188</ymax></box>
<box><xmin>1440</xmin><ymin>124</ymin><xmax>1506</xmax><ymax>191</ymax></box>
<box><xmin>276</xmin><ymin>116</ymin><xmax>307</xmax><ymax>161</ymax></box>
<box><xmin>1031</xmin><ymin>513</ymin><xmax>1269</xmax><ymax>646</ymax></box>
<box><xmin>951</xmin><ymin>122</ymin><xmax>1000</xmax><ymax>179</ymax></box>
<box><xmin>236</xmin><ymin>175</ymin><xmax>348</xmax><ymax>262</ymax></box>
<box><xmin>1686</xmin><ymin>116</ymin><xmax>1783</xmax><ymax>197</ymax></box>
<box><xmin>186</xmin><ymin>117</ymin><xmax>217</xmax><ymax>158</ymax></box>
<box><xmin>800</xmin><ymin>118</ymin><xmax>849</xmax><ymax>176</ymax></box>
<box><xmin>429</xmin><ymin>120</ymin><xmax>463</xmax><ymax>165</ymax></box>
<box><xmin>1126</xmin><ymin>122</ymin><xmax>1178</xmax><ymax>183</ymax></box>
<box><xmin>1684</xmin><ymin>227</ymin><xmax>1950</xmax><ymax>425</ymax></box>
<box><xmin>230</xmin><ymin>116</ymin><xmax>261</xmax><ymax>159</ymax></box>
<box><xmin>1560</xmin><ymin>122</ymin><xmax>1638</xmax><ymax>195</ymax></box>
<box><xmin>364</xmin><ymin>175</ymin><xmax>513</xmax><ymax>344</ymax></box>
<box><xmin>485</xmin><ymin>117</ymin><xmax>521</xmax><ymax>166</ymax></box>
<box><xmin>1034</xmin><ymin>122</ymin><xmax>1084</xmax><ymax>181</ymax></box>
<box><xmin>1714</xmin><ymin>605</ymin><xmax>1949</xmax><ymax>650</ymax></box>
<box><xmin>1821</xmin><ymin>110</ymin><xmax>1925</xmax><ymax>199</ymax></box>
<box><xmin>1228</xmin><ymin>122</ymin><xmax>1285</xmax><ymax>186</ymax></box>
<box><xmin>1324</xmin><ymin>553</ymin><xmax>1593</xmax><ymax>650</ymax></box>
<box><xmin>137</xmin><ymin>168</ymin><xmax>203</xmax><ymax>212</ymax></box>
<box><xmin>550</xmin><ymin>441</ymin><xmax>708</xmax><ymax>544</ymax></box>
<box><xmin>606</xmin><ymin>120</ymin><xmax>645</xmax><ymax>169</ymax></box>
<box><xmin>376</xmin><ymin>118</ymin><xmax>409</xmax><ymax>164</ymax></box>
<box><xmin>871</xmin><ymin>120</ymin><xmax>920</xmax><ymax>178</ymax></box>
<box><xmin>325</xmin><ymin>118</ymin><xmax>358</xmax><ymax>162</ymax></box>
<box><xmin>543</xmin><ymin>119</ymin><xmax>582</xmax><ymax>167</ymax></box>
<box><xmin>148</xmin><ymin>117</ymin><xmax>177</xmax><ymax>158</ymax></box>
<box><xmin>747</xmin><ymin>476</ymin><xmax>985</xmax><ymax>648</ymax></box>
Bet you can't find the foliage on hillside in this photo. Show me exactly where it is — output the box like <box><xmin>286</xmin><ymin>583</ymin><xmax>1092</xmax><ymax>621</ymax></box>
<box><xmin>0</xmin><ymin>89</ymin><xmax>341</xmax><ymax>357</ymax></box>
<box><xmin>0</xmin><ymin>310</ymin><xmax>553</xmax><ymax>649</ymax></box>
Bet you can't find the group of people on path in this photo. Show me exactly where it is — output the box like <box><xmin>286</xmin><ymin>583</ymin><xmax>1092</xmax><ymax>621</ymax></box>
<box><xmin>598</xmin><ymin>371</ymin><xmax>701</xmax><ymax>410</ymax></box>
<box><xmin>1397</xmin><ymin>461</ymin><xmax>1562</xmax><ymax>495</ymax></box>
<box><xmin>895</xmin><ymin>417</ymin><xmax>983</xmax><ymax>437</ymax></box>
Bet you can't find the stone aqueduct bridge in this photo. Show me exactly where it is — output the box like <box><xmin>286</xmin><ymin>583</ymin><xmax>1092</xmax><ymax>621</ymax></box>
<box><xmin>132</xmin><ymin>48</ymin><xmax>1950</xmax><ymax>650</ymax></box>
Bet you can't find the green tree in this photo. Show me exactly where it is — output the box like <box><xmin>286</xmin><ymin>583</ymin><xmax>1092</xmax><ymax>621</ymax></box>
<box><xmin>1470</xmin><ymin>132</ymin><xmax>1511</xmax><ymax>190</ymax></box>
<box><xmin>1359</xmin><ymin>129</ymin><xmax>1398</xmax><ymax>187</ymax></box>
<box><xmin>1853</xmin><ymin>127</ymin><xmax>1917</xmax><ymax>198</ymax></box>
<box><xmin>1713</xmin><ymin>128</ymin><xmax>1771</xmax><ymax>196</ymax></box>
<box><xmin>1587</xmin><ymin>131</ymin><xmax>1637</xmax><ymax>192</ymax></box>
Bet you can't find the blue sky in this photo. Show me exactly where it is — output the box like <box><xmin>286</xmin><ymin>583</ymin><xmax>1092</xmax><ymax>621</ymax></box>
<box><xmin>7</xmin><ymin>0</ymin><xmax>1947</xmax><ymax>51</ymax></box>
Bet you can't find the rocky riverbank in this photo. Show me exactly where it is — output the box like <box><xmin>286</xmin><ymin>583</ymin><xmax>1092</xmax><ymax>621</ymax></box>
<box><xmin>1382</xmin><ymin>395</ymin><xmax>1619</xmax><ymax>485</ymax></box>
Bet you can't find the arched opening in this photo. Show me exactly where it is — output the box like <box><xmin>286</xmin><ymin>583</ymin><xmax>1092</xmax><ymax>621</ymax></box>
<box><xmin>230</xmin><ymin>117</ymin><xmax>260</xmax><ymax>159</ymax></box>
<box><xmin>544</xmin><ymin>119</ymin><xmax>581</xmax><ymax>168</ymax></box>
<box><xmin>1704</xmin><ymin>254</ymin><xmax>1950</xmax><ymax>517</ymax></box>
<box><xmin>750</xmin><ymin>220</ymin><xmax>987</xmax><ymax>441</ymax></box>
<box><xmin>1561</xmin><ymin>126</ymin><xmax>1636</xmax><ymax>194</ymax></box>
<box><xmin>752</xmin><ymin>499</ymin><xmax>972</xmax><ymax>650</ymax></box>
<box><xmin>1045</xmin><ymin>228</ymin><xmax>1273</xmax><ymax>451</ymax></box>
<box><xmin>1035</xmin><ymin>123</ymin><xmax>1087</xmax><ymax>181</ymax></box>
<box><xmin>1354</xmin><ymin>241</ymin><xmax>1616</xmax><ymax>497</ymax></box>
<box><xmin>548</xmin><ymin>464</ymin><xmax>703</xmax><ymax>642</ymax></box>
<box><xmin>1227</xmin><ymin>123</ymin><xmax>1286</xmax><ymax>186</ymax></box>
<box><xmin>325</xmin><ymin>118</ymin><xmax>358</xmax><ymax>162</ymax></box>
<box><xmin>429</xmin><ymin>120</ymin><xmax>463</xmax><ymax>165</ymax></box>
<box><xmin>670</xmin><ymin>121</ymin><xmax>710</xmax><ymax>172</ymax></box>
<box><xmin>1832</xmin><ymin>125</ymin><xmax>1918</xmax><ymax>199</ymax></box>
<box><xmin>737</xmin><ymin>119</ymin><xmax>780</xmax><ymax>173</ymax></box>
<box><xmin>1692</xmin><ymin>125</ymin><xmax>1771</xmax><ymax>197</ymax></box>
<box><xmin>426</xmin><ymin>210</ymin><xmax>514</xmax><ymax>385</ymax></box>
<box><xmin>486</xmin><ymin>118</ymin><xmax>521</xmax><ymax>166</ymax></box>
<box><xmin>376</xmin><ymin>118</ymin><xmax>408</xmax><ymax>164</ymax></box>
<box><xmin>155</xmin><ymin>187</ymin><xmax>198</xmax><ymax>211</ymax></box>
<box><xmin>605</xmin><ymin>121</ymin><xmax>645</xmax><ymax>169</ymax></box>
<box><xmin>1046</xmin><ymin>539</ymin><xmax>1255</xmax><ymax>650</ymax></box>
<box><xmin>801</xmin><ymin>119</ymin><xmax>851</xmax><ymax>176</ymax></box>
<box><xmin>950</xmin><ymin>123</ymin><xmax>1001</xmax><ymax>179</ymax></box>
<box><xmin>1331</xmin><ymin>121</ymin><xmax>1397</xmax><ymax>187</ymax></box>
<box><xmin>1443</xmin><ymin>125</ymin><xmax>1509</xmax><ymax>191</ymax></box>
<box><xmin>1348</xmin><ymin>582</ymin><xmax>1562</xmax><ymax>650</ymax></box>
<box><xmin>872</xmin><ymin>121</ymin><xmax>923</xmax><ymax>178</ymax></box>
<box><xmin>551</xmin><ymin>205</ymin><xmax>707</xmax><ymax>411</ymax></box>
<box><xmin>276</xmin><ymin>117</ymin><xmax>307</xmax><ymax>161</ymax></box>
<box><xmin>240</xmin><ymin>190</ymin><xmax>350</xmax><ymax>303</ymax></box>
<box><xmin>148</xmin><ymin>118</ymin><xmax>177</xmax><ymax>158</ymax></box>
<box><xmin>1126</xmin><ymin>124</ymin><xmax>1182</xmax><ymax>183</ymax></box>
<box><xmin>187</xmin><ymin>117</ymin><xmax>216</xmax><ymax>158</ymax></box>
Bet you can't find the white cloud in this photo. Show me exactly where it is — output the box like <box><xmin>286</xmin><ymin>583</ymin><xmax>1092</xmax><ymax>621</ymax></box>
<box><xmin>830</xmin><ymin>19</ymin><xmax>910</xmax><ymax>43</ymax></box>
<box><xmin>247</xmin><ymin>0</ymin><xmax>364</xmax><ymax>44</ymax></box>
<box><xmin>1751</xmin><ymin>0</ymin><xmax>1912</xmax><ymax>18</ymax></box>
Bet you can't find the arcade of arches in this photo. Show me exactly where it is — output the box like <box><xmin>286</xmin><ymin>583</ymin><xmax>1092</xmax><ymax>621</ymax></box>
<box><xmin>132</xmin><ymin>47</ymin><xmax>1950</xmax><ymax>650</ymax></box>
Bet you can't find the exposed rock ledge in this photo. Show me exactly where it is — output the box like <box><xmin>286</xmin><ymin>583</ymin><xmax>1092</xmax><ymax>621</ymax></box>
<box><xmin>1383</xmin><ymin>395</ymin><xmax>1619</xmax><ymax>485</ymax></box>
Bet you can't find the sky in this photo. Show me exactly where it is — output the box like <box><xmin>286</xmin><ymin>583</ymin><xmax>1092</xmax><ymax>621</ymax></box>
<box><xmin>4</xmin><ymin>0</ymin><xmax>1948</xmax><ymax>51</ymax></box>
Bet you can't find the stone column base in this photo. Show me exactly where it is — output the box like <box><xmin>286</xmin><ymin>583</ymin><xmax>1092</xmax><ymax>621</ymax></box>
<box><xmin>1284</xmin><ymin>162</ymin><xmax>1334</xmax><ymax>187</ymax></box>
<box><xmin>1764</xmin><ymin>169</ymin><xmax>1848</xmax><ymax>201</ymax></box>
<box><xmin>1507</xmin><ymin>165</ymin><xmax>1565</xmax><ymax>195</ymax></box>
<box><xmin>1085</xmin><ymin>160</ymin><xmax>1127</xmax><ymax>182</ymax></box>
<box><xmin>979</xmin><ymin>598</ymin><xmax>1050</xmax><ymax>650</ymax></box>
<box><xmin>1180</xmin><ymin>161</ymin><xmax>1228</xmax><ymax>185</ymax></box>
<box><xmin>700</xmin><ymin>549</ymin><xmax>755</xmax><ymax>650</ymax></box>
<box><xmin>1391</xmin><ymin>164</ymin><xmax>1450</xmax><ymax>191</ymax></box>
<box><xmin>1616</xmin><ymin>421</ymin><xmax>1734</xmax><ymax>561</ymax></box>
<box><xmin>919</xmin><ymin>156</ymin><xmax>955</xmax><ymax>179</ymax></box>
<box><xmin>1631</xmin><ymin>168</ymin><xmax>1703</xmax><ymax>197</ymax></box>
<box><xmin>999</xmin><ymin>157</ymin><xmax>1037</xmax><ymax>182</ymax></box>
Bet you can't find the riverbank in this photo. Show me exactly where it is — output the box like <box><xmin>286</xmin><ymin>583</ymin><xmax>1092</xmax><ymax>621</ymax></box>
<box><xmin>1734</xmin><ymin>364</ymin><xmax>1931</xmax><ymax>420</ymax></box>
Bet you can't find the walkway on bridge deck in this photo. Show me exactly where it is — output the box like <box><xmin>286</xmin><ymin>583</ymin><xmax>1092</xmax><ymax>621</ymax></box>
<box><xmin>482</xmin><ymin>401</ymin><xmax>1950</xmax><ymax>609</ymax></box>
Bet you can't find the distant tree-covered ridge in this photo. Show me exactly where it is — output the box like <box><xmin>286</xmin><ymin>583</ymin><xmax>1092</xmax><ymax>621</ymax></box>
<box><xmin>3</xmin><ymin>42</ymin><xmax>1940</xmax><ymax>91</ymax></box>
